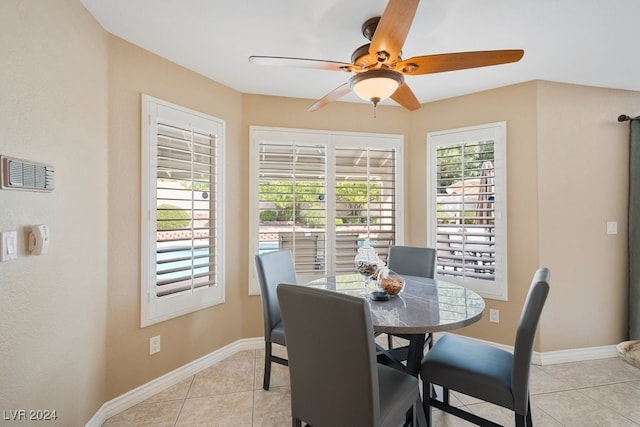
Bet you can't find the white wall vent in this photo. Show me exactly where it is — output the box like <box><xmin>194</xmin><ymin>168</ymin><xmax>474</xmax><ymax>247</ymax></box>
<box><xmin>0</xmin><ymin>155</ymin><xmax>55</xmax><ymax>192</ymax></box>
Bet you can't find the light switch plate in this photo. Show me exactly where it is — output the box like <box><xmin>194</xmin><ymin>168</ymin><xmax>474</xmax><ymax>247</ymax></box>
<box><xmin>1</xmin><ymin>231</ymin><xmax>18</xmax><ymax>261</ymax></box>
<box><xmin>607</xmin><ymin>221</ymin><xmax>618</xmax><ymax>235</ymax></box>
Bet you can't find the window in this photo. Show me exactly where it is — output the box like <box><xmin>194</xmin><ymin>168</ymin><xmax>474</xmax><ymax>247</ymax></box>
<box><xmin>141</xmin><ymin>95</ymin><xmax>225</xmax><ymax>326</ymax></box>
<box><xmin>427</xmin><ymin>122</ymin><xmax>507</xmax><ymax>300</ymax></box>
<box><xmin>249</xmin><ymin>127</ymin><xmax>403</xmax><ymax>294</ymax></box>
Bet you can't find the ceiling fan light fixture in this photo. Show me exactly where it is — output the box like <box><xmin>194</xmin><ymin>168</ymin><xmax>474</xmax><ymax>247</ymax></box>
<box><xmin>349</xmin><ymin>70</ymin><xmax>404</xmax><ymax>104</ymax></box>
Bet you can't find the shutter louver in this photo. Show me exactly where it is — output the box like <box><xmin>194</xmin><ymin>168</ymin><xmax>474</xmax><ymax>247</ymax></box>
<box><xmin>335</xmin><ymin>147</ymin><xmax>397</xmax><ymax>271</ymax></box>
<box><xmin>257</xmin><ymin>142</ymin><xmax>327</xmax><ymax>274</ymax></box>
<box><xmin>435</xmin><ymin>140</ymin><xmax>496</xmax><ymax>281</ymax></box>
<box><xmin>155</xmin><ymin>121</ymin><xmax>217</xmax><ymax>297</ymax></box>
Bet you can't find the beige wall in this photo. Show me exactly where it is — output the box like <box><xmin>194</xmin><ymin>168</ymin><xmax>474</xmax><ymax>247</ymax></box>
<box><xmin>536</xmin><ymin>81</ymin><xmax>638</xmax><ymax>351</ymax></box>
<box><xmin>408</xmin><ymin>81</ymin><xmax>640</xmax><ymax>351</ymax></box>
<box><xmin>3</xmin><ymin>1</ymin><xmax>640</xmax><ymax>422</ymax></box>
<box><xmin>0</xmin><ymin>0</ymin><xmax>109</xmax><ymax>424</ymax></box>
<box><xmin>106</xmin><ymin>36</ymin><xmax>248</xmax><ymax>398</ymax></box>
<box><xmin>408</xmin><ymin>82</ymin><xmax>542</xmax><ymax>346</ymax></box>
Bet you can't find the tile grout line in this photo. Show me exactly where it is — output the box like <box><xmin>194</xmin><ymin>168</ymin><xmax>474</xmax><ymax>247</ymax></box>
<box><xmin>530</xmin><ymin>401</ymin><xmax>564</xmax><ymax>426</ymax></box>
<box><xmin>573</xmin><ymin>381</ymin><xmax>640</xmax><ymax>426</ymax></box>
<box><xmin>529</xmin><ymin>375</ymin><xmax>640</xmax><ymax>425</ymax></box>
<box><xmin>173</xmin><ymin>375</ymin><xmax>196</xmax><ymax>427</ymax></box>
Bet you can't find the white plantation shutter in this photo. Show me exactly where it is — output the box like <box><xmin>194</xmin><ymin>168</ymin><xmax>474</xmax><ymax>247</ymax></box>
<box><xmin>334</xmin><ymin>146</ymin><xmax>398</xmax><ymax>271</ymax></box>
<box><xmin>250</xmin><ymin>127</ymin><xmax>403</xmax><ymax>293</ymax></box>
<box><xmin>428</xmin><ymin>122</ymin><xmax>507</xmax><ymax>300</ymax></box>
<box><xmin>141</xmin><ymin>95</ymin><xmax>225</xmax><ymax>326</ymax></box>
<box><xmin>434</xmin><ymin>142</ymin><xmax>495</xmax><ymax>280</ymax></box>
<box><xmin>155</xmin><ymin>122</ymin><xmax>217</xmax><ymax>294</ymax></box>
<box><xmin>256</xmin><ymin>141</ymin><xmax>327</xmax><ymax>275</ymax></box>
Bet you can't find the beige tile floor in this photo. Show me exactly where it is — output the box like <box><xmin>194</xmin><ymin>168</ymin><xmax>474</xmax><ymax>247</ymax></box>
<box><xmin>103</xmin><ymin>337</ymin><xmax>640</xmax><ymax>426</ymax></box>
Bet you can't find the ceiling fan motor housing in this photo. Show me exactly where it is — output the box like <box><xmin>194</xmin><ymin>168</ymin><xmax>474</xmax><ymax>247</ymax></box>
<box><xmin>362</xmin><ymin>17</ymin><xmax>380</xmax><ymax>41</ymax></box>
<box><xmin>351</xmin><ymin>44</ymin><xmax>375</xmax><ymax>67</ymax></box>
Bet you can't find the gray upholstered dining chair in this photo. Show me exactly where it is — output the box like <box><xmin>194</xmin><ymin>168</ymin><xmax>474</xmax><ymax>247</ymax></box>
<box><xmin>277</xmin><ymin>283</ymin><xmax>424</xmax><ymax>427</ymax></box>
<box><xmin>387</xmin><ymin>245</ymin><xmax>437</xmax><ymax>279</ymax></box>
<box><xmin>254</xmin><ymin>249</ymin><xmax>297</xmax><ymax>390</ymax></box>
<box><xmin>386</xmin><ymin>245</ymin><xmax>437</xmax><ymax>350</ymax></box>
<box><xmin>420</xmin><ymin>267</ymin><xmax>550</xmax><ymax>427</ymax></box>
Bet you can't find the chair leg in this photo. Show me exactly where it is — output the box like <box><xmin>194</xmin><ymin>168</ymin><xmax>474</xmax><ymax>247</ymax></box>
<box><xmin>388</xmin><ymin>334</ymin><xmax>394</xmax><ymax>350</ymax></box>
<box><xmin>515</xmin><ymin>413</ymin><xmax>525</xmax><ymax>427</ymax></box>
<box><xmin>292</xmin><ymin>417</ymin><xmax>302</xmax><ymax>427</ymax></box>
<box><xmin>422</xmin><ymin>380</ymin><xmax>433</xmax><ymax>427</ymax></box>
<box><xmin>525</xmin><ymin>398</ymin><xmax>532</xmax><ymax>426</ymax></box>
<box><xmin>263</xmin><ymin>341</ymin><xmax>272</xmax><ymax>391</ymax></box>
<box><xmin>443</xmin><ymin>387</ymin><xmax>450</xmax><ymax>405</ymax></box>
<box><xmin>426</xmin><ymin>333</ymin><xmax>433</xmax><ymax>350</ymax></box>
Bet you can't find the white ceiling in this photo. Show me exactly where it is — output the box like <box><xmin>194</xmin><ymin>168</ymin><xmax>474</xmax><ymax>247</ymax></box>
<box><xmin>80</xmin><ymin>0</ymin><xmax>640</xmax><ymax>109</ymax></box>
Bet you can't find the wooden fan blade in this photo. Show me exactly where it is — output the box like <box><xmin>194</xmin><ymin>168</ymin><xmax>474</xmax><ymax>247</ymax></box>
<box><xmin>391</xmin><ymin>82</ymin><xmax>421</xmax><ymax>111</ymax></box>
<box><xmin>397</xmin><ymin>49</ymin><xmax>524</xmax><ymax>75</ymax></box>
<box><xmin>249</xmin><ymin>56</ymin><xmax>356</xmax><ymax>72</ymax></box>
<box><xmin>307</xmin><ymin>83</ymin><xmax>352</xmax><ymax>112</ymax></box>
<box><xmin>370</xmin><ymin>0</ymin><xmax>420</xmax><ymax>62</ymax></box>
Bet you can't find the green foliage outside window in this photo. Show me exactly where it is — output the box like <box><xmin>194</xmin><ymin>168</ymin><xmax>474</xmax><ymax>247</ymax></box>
<box><xmin>259</xmin><ymin>180</ymin><xmax>381</xmax><ymax>226</ymax></box>
<box><xmin>259</xmin><ymin>210</ymin><xmax>278</xmax><ymax>222</ymax></box>
<box><xmin>180</xmin><ymin>181</ymin><xmax>210</xmax><ymax>192</ymax></box>
<box><xmin>157</xmin><ymin>204</ymin><xmax>191</xmax><ymax>230</ymax></box>
<box><xmin>336</xmin><ymin>182</ymin><xmax>380</xmax><ymax>224</ymax></box>
<box><xmin>436</xmin><ymin>141</ymin><xmax>494</xmax><ymax>190</ymax></box>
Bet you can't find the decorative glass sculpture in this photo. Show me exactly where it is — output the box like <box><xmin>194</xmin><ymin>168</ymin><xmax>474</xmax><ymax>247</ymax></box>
<box><xmin>376</xmin><ymin>268</ymin><xmax>405</xmax><ymax>296</ymax></box>
<box><xmin>354</xmin><ymin>240</ymin><xmax>384</xmax><ymax>292</ymax></box>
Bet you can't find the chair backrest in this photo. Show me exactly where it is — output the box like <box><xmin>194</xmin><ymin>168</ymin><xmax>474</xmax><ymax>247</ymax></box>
<box><xmin>512</xmin><ymin>267</ymin><xmax>550</xmax><ymax>414</ymax></box>
<box><xmin>387</xmin><ymin>245</ymin><xmax>437</xmax><ymax>278</ymax></box>
<box><xmin>277</xmin><ymin>283</ymin><xmax>381</xmax><ymax>426</ymax></box>
<box><xmin>254</xmin><ymin>250</ymin><xmax>297</xmax><ymax>339</ymax></box>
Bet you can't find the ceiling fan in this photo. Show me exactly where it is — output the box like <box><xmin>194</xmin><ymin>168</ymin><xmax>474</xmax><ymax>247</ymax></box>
<box><xmin>249</xmin><ymin>0</ymin><xmax>524</xmax><ymax>112</ymax></box>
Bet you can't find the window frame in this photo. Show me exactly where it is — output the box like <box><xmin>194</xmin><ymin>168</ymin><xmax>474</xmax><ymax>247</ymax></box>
<box><xmin>427</xmin><ymin>121</ymin><xmax>508</xmax><ymax>301</ymax></box>
<box><xmin>140</xmin><ymin>94</ymin><xmax>225</xmax><ymax>327</ymax></box>
<box><xmin>249</xmin><ymin>126</ymin><xmax>404</xmax><ymax>295</ymax></box>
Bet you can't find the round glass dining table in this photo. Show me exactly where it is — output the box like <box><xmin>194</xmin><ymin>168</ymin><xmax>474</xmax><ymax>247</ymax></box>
<box><xmin>306</xmin><ymin>273</ymin><xmax>485</xmax><ymax>377</ymax></box>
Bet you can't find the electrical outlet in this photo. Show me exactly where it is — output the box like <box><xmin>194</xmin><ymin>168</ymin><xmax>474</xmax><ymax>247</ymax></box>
<box><xmin>489</xmin><ymin>309</ymin><xmax>499</xmax><ymax>323</ymax></box>
<box><xmin>150</xmin><ymin>335</ymin><xmax>161</xmax><ymax>355</ymax></box>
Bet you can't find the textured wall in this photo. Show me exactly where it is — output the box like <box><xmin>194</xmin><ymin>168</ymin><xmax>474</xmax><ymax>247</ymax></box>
<box><xmin>536</xmin><ymin>81</ymin><xmax>639</xmax><ymax>351</ymax></box>
<box><xmin>0</xmin><ymin>0</ymin><xmax>109</xmax><ymax>424</ymax></box>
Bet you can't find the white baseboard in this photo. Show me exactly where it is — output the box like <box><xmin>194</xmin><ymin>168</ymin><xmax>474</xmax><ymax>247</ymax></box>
<box><xmin>86</xmin><ymin>335</ymin><xmax>619</xmax><ymax>426</ymax></box>
<box><xmin>86</xmin><ymin>337</ymin><xmax>264</xmax><ymax>427</ymax></box>
<box><xmin>534</xmin><ymin>344</ymin><xmax>618</xmax><ymax>365</ymax></box>
<box><xmin>432</xmin><ymin>332</ymin><xmax>619</xmax><ymax>365</ymax></box>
